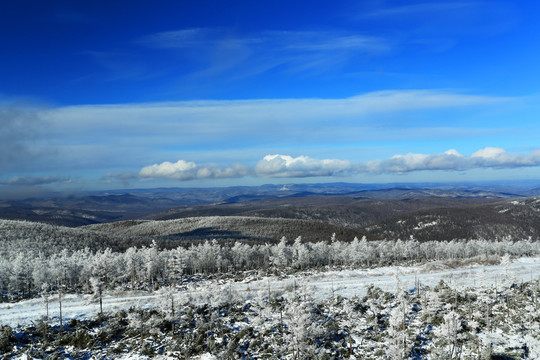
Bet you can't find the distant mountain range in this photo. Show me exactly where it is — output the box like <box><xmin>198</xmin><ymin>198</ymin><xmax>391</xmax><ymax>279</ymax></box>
<box><xmin>1</xmin><ymin>181</ymin><xmax>540</xmax><ymax>242</ymax></box>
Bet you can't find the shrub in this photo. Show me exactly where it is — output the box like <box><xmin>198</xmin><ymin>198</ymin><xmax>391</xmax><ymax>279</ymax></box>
<box><xmin>0</xmin><ymin>325</ymin><xmax>14</xmax><ymax>354</ymax></box>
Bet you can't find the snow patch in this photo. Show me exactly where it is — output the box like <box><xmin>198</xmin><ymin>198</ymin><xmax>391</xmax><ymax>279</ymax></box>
<box><xmin>413</xmin><ymin>220</ymin><xmax>439</xmax><ymax>230</ymax></box>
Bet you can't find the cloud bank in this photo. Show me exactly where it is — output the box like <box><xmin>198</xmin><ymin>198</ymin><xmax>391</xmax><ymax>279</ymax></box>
<box><xmin>1</xmin><ymin>90</ymin><xmax>528</xmax><ymax>189</ymax></box>
<box><xmin>139</xmin><ymin>147</ymin><xmax>540</xmax><ymax>181</ymax></box>
<box><xmin>366</xmin><ymin>147</ymin><xmax>540</xmax><ymax>174</ymax></box>
<box><xmin>255</xmin><ymin>155</ymin><xmax>352</xmax><ymax>178</ymax></box>
<box><xmin>40</xmin><ymin>90</ymin><xmax>506</xmax><ymax>158</ymax></box>
<box><xmin>0</xmin><ymin>176</ymin><xmax>71</xmax><ymax>186</ymax></box>
<box><xmin>139</xmin><ymin>160</ymin><xmax>249</xmax><ymax>180</ymax></box>
<box><xmin>0</xmin><ymin>104</ymin><xmax>47</xmax><ymax>170</ymax></box>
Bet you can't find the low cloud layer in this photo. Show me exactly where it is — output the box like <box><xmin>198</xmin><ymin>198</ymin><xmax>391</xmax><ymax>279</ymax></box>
<box><xmin>255</xmin><ymin>154</ymin><xmax>352</xmax><ymax>178</ymax></box>
<box><xmin>139</xmin><ymin>147</ymin><xmax>540</xmax><ymax>181</ymax></box>
<box><xmin>367</xmin><ymin>147</ymin><xmax>540</xmax><ymax>174</ymax></box>
<box><xmin>0</xmin><ymin>175</ymin><xmax>72</xmax><ymax>199</ymax></box>
<box><xmin>1</xmin><ymin>176</ymin><xmax>71</xmax><ymax>186</ymax></box>
<box><xmin>0</xmin><ymin>104</ymin><xmax>46</xmax><ymax>171</ymax></box>
<box><xmin>13</xmin><ymin>90</ymin><xmax>509</xmax><ymax>180</ymax></box>
<box><xmin>2</xmin><ymin>90</ymin><xmax>535</xmax><ymax>190</ymax></box>
<box><xmin>139</xmin><ymin>160</ymin><xmax>249</xmax><ymax>180</ymax></box>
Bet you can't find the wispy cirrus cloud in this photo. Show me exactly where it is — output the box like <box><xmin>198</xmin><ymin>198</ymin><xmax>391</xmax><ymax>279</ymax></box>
<box><xmin>137</xmin><ymin>28</ymin><xmax>389</xmax><ymax>78</ymax></box>
<box><xmin>362</xmin><ymin>2</ymin><xmax>478</xmax><ymax>19</ymax></box>
<box><xmin>350</xmin><ymin>1</ymin><xmax>517</xmax><ymax>56</ymax></box>
<box><xmin>138</xmin><ymin>28</ymin><xmax>388</xmax><ymax>53</ymax></box>
<box><xmin>137</xmin><ymin>28</ymin><xmax>224</xmax><ymax>49</ymax></box>
<box><xmin>357</xmin><ymin>1</ymin><xmax>516</xmax><ymax>35</ymax></box>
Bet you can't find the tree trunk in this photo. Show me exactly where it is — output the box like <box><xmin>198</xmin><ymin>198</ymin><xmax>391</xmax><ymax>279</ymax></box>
<box><xmin>349</xmin><ymin>333</ymin><xmax>353</xmax><ymax>357</ymax></box>
<box><xmin>59</xmin><ymin>291</ymin><xmax>63</xmax><ymax>327</ymax></box>
<box><xmin>171</xmin><ymin>295</ymin><xmax>175</xmax><ymax>334</ymax></box>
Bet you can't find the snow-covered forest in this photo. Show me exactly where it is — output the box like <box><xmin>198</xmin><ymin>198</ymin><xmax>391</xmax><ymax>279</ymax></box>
<box><xmin>2</xmin><ymin>262</ymin><xmax>540</xmax><ymax>359</ymax></box>
<box><xmin>1</xmin><ymin>218</ymin><xmax>539</xmax><ymax>300</ymax></box>
<box><xmin>2</xmin><ymin>218</ymin><xmax>540</xmax><ymax>358</ymax></box>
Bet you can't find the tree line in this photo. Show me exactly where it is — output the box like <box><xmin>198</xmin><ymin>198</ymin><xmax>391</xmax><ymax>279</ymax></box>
<box><xmin>1</xmin><ymin>234</ymin><xmax>539</xmax><ymax>301</ymax></box>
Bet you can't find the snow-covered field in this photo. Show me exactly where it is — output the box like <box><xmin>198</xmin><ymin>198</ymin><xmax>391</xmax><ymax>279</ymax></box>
<box><xmin>2</xmin><ymin>256</ymin><xmax>538</xmax><ymax>328</ymax></box>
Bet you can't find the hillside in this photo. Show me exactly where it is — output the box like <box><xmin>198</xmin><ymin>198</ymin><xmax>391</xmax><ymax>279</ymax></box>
<box><xmin>147</xmin><ymin>195</ymin><xmax>502</xmax><ymax>228</ymax></box>
<box><xmin>84</xmin><ymin>216</ymin><xmax>368</xmax><ymax>245</ymax></box>
<box><xmin>0</xmin><ymin>215</ymin><xmax>367</xmax><ymax>261</ymax></box>
<box><xmin>0</xmin><ymin>219</ymin><xmax>139</xmax><ymax>257</ymax></box>
<box><xmin>2</xmin><ymin>183</ymin><xmax>540</xmax><ymax>243</ymax></box>
<box><xmin>365</xmin><ymin>197</ymin><xmax>540</xmax><ymax>240</ymax></box>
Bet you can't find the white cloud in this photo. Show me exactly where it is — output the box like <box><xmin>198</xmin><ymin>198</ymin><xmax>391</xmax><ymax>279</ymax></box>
<box><xmin>139</xmin><ymin>155</ymin><xmax>353</xmax><ymax>181</ymax></box>
<box><xmin>366</xmin><ymin>149</ymin><xmax>468</xmax><ymax>173</ymax></box>
<box><xmin>42</xmin><ymin>90</ymin><xmax>505</xmax><ymax>148</ymax></box>
<box><xmin>255</xmin><ymin>154</ymin><xmax>353</xmax><ymax>178</ymax></box>
<box><xmin>138</xmin><ymin>147</ymin><xmax>540</xmax><ymax>182</ymax></box>
<box><xmin>367</xmin><ymin>147</ymin><xmax>540</xmax><ymax>174</ymax></box>
<box><xmin>471</xmin><ymin>147</ymin><xmax>540</xmax><ymax>168</ymax></box>
<box><xmin>471</xmin><ymin>147</ymin><xmax>507</xmax><ymax>159</ymax></box>
<box><xmin>139</xmin><ymin>160</ymin><xmax>249</xmax><ymax>180</ymax></box>
<box><xmin>23</xmin><ymin>91</ymin><xmax>520</xmax><ymax>181</ymax></box>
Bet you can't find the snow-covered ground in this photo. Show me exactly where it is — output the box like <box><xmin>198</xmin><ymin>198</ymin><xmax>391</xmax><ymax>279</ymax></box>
<box><xmin>2</xmin><ymin>256</ymin><xmax>539</xmax><ymax>328</ymax></box>
<box><xmin>235</xmin><ymin>256</ymin><xmax>539</xmax><ymax>299</ymax></box>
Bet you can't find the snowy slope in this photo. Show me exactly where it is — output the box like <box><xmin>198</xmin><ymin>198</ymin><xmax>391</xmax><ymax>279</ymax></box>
<box><xmin>2</xmin><ymin>256</ymin><xmax>539</xmax><ymax>328</ymax></box>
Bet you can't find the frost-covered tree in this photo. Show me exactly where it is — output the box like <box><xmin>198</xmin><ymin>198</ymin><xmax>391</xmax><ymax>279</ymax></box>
<box><xmin>90</xmin><ymin>276</ymin><xmax>104</xmax><ymax>316</ymax></box>
<box><xmin>386</xmin><ymin>292</ymin><xmax>410</xmax><ymax>359</ymax></box>
<box><xmin>143</xmin><ymin>240</ymin><xmax>162</xmax><ymax>288</ymax></box>
<box><xmin>127</xmin><ymin>308</ymin><xmax>145</xmax><ymax>347</ymax></box>
<box><xmin>272</xmin><ymin>237</ymin><xmax>292</xmax><ymax>268</ymax></box>
<box><xmin>157</xmin><ymin>286</ymin><xmax>177</xmax><ymax>333</ymax></box>
<box><xmin>40</xmin><ymin>282</ymin><xmax>51</xmax><ymax>321</ymax></box>
<box><xmin>284</xmin><ymin>294</ymin><xmax>322</xmax><ymax>358</ymax></box>
<box><xmin>434</xmin><ymin>310</ymin><xmax>462</xmax><ymax>359</ymax></box>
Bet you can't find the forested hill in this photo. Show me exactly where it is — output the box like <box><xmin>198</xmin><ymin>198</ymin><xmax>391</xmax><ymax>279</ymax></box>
<box><xmin>0</xmin><ymin>182</ymin><xmax>529</xmax><ymax>227</ymax></box>
<box><xmin>83</xmin><ymin>216</ymin><xmax>367</xmax><ymax>244</ymax></box>
<box><xmin>144</xmin><ymin>195</ymin><xmax>540</xmax><ymax>241</ymax></box>
<box><xmin>0</xmin><ymin>216</ymin><xmax>367</xmax><ymax>258</ymax></box>
<box><xmin>364</xmin><ymin>196</ymin><xmax>540</xmax><ymax>241</ymax></box>
<box><xmin>3</xmin><ymin>197</ymin><xmax>540</xmax><ymax>250</ymax></box>
<box><xmin>2</xmin><ymin>183</ymin><xmax>540</xmax><ymax>243</ymax></box>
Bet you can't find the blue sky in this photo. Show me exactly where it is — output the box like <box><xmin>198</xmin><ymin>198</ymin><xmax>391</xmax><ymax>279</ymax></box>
<box><xmin>2</xmin><ymin>0</ymin><xmax>540</xmax><ymax>196</ymax></box>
